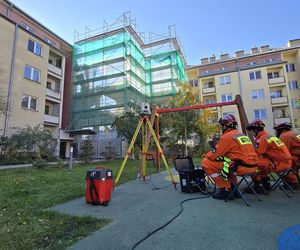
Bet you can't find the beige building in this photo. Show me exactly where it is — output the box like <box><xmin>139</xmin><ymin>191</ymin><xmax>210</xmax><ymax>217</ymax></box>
<box><xmin>187</xmin><ymin>39</ymin><xmax>300</xmax><ymax>133</ymax></box>
<box><xmin>0</xmin><ymin>0</ymin><xmax>73</xmax><ymax>157</ymax></box>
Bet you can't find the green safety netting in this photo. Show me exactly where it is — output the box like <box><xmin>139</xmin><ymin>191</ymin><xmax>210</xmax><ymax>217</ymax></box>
<box><xmin>71</xmin><ymin>28</ymin><xmax>187</xmax><ymax>130</ymax></box>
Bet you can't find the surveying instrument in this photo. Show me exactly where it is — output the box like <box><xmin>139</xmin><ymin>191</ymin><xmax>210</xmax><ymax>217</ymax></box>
<box><xmin>115</xmin><ymin>102</ymin><xmax>177</xmax><ymax>189</ymax></box>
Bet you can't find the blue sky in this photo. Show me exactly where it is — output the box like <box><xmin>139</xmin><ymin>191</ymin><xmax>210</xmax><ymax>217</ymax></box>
<box><xmin>11</xmin><ymin>0</ymin><xmax>300</xmax><ymax>66</ymax></box>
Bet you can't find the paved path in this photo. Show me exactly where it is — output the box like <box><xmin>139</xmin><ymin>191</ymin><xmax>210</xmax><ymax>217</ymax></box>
<box><xmin>52</xmin><ymin>170</ymin><xmax>300</xmax><ymax>250</ymax></box>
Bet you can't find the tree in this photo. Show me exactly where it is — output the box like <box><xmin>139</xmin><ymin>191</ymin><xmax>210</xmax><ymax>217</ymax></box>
<box><xmin>101</xmin><ymin>141</ymin><xmax>118</xmax><ymax>161</ymax></box>
<box><xmin>111</xmin><ymin>103</ymin><xmax>141</xmax><ymax>159</ymax></box>
<box><xmin>80</xmin><ymin>139</ymin><xmax>94</xmax><ymax>165</ymax></box>
<box><xmin>160</xmin><ymin>83</ymin><xmax>219</xmax><ymax>155</ymax></box>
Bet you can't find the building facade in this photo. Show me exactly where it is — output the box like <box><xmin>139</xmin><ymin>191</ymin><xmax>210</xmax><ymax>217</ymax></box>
<box><xmin>187</xmin><ymin>40</ymin><xmax>300</xmax><ymax>133</ymax></box>
<box><xmin>71</xmin><ymin>14</ymin><xmax>187</xmax><ymax>158</ymax></box>
<box><xmin>0</xmin><ymin>0</ymin><xmax>73</xmax><ymax>158</ymax></box>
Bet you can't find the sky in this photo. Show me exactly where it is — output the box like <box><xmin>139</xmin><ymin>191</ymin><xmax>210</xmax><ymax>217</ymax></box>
<box><xmin>11</xmin><ymin>0</ymin><xmax>300</xmax><ymax>66</ymax></box>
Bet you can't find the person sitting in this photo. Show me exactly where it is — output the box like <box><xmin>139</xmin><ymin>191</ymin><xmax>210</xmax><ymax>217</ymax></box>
<box><xmin>245</xmin><ymin>119</ymin><xmax>298</xmax><ymax>193</ymax></box>
<box><xmin>273</xmin><ymin>122</ymin><xmax>300</xmax><ymax>184</ymax></box>
<box><xmin>201</xmin><ymin>114</ymin><xmax>258</xmax><ymax>199</ymax></box>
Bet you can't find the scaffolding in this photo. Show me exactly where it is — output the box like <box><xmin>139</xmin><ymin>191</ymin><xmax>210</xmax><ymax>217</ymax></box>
<box><xmin>72</xmin><ymin>12</ymin><xmax>188</xmax><ymax>130</ymax></box>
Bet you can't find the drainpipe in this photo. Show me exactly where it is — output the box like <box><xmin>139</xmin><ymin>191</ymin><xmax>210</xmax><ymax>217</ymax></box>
<box><xmin>3</xmin><ymin>23</ymin><xmax>18</xmax><ymax>137</ymax></box>
<box><xmin>236</xmin><ymin>58</ymin><xmax>243</xmax><ymax>97</ymax></box>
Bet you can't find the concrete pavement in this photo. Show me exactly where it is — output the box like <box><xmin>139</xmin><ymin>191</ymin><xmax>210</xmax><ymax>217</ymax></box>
<box><xmin>52</xmin><ymin>169</ymin><xmax>300</xmax><ymax>250</ymax></box>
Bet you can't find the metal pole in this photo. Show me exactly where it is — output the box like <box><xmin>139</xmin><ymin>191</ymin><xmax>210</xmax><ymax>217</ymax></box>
<box><xmin>69</xmin><ymin>146</ymin><xmax>73</xmax><ymax>171</ymax></box>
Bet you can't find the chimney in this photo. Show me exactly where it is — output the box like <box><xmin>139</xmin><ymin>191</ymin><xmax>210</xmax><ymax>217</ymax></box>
<box><xmin>201</xmin><ymin>57</ymin><xmax>209</xmax><ymax>64</ymax></box>
<box><xmin>251</xmin><ymin>47</ymin><xmax>259</xmax><ymax>54</ymax></box>
<box><xmin>287</xmin><ymin>39</ymin><xmax>300</xmax><ymax>47</ymax></box>
<box><xmin>260</xmin><ymin>45</ymin><xmax>269</xmax><ymax>52</ymax></box>
<box><xmin>210</xmin><ymin>55</ymin><xmax>216</xmax><ymax>62</ymax></box>
<box><xmin>235</xmin><ymin>50</ymin><xmax>244</xmax><ymax>57</ymax></box>
<box><xmin>220</xmin><ymin>53</ymin><xmax>229</xmax><ymax>60</ymax></box>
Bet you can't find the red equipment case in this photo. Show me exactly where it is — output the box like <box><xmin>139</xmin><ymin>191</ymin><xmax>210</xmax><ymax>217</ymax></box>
<box><xmin>86</xmin><ymin>168</ymin><xmax>113</xmax><ymax>206</ymax></box>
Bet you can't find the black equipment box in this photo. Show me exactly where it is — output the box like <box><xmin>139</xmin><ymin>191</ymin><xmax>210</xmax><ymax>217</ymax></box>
<box><xmin>173</xmin><ymin>156</ymin><xmax>206</xmax><ymax>193</ymax></box>
<box><xmin>178</xmin><ymin>168</ymin><xmax>206</xmax><ymax>193</ymax></box>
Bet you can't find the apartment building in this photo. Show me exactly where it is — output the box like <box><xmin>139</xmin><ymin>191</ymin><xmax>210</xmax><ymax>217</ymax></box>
<box><xmin>0</xmin><ymin>0</ymin><xmax>73</xmax><ymax>157</ymax></box>
<box><xmin>187</xmin><ymin>40</ymin><xmax>300</xmax><ymax>133</ymax></box>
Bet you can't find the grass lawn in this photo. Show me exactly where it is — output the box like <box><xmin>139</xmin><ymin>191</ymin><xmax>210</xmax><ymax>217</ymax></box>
<box><xmin>0</xmin><ymin>159</ymin><xmax>140</xmax><ymax>250</ymax></box>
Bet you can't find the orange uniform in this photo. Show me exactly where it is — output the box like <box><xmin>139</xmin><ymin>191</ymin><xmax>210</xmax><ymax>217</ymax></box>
<box><xmin>279</xmin><ymin>130</ymin><xmax>300</xmax><ymax>168</ymax></box>
<box><xmin>202</xmin><ymin>129</ymin><xmax>258</xmax><ymax>189</ymax></box>
<box><xmin>254</xmin><ymin>130</ymin><xmax>297</xmax><ymax>184</ymax></box>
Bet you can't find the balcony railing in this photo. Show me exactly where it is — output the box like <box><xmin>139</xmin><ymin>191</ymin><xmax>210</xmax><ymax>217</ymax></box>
<box><xmin>44</xmin><ymin>114</ymin><xmax>59</xmax><ymax>124</ymax></box>
<box><xmin>46</xmin><ymin>88</ymin><xmax>61</xmax><ymax>100</ymax></box>
<box><xmin>48</xmin><ymin>63</ymin><xmax>62</xmax><ymax>76</ymax></box>
<box><xmin>202</xmin><ymin>87</ymin><xmax>216</xmax><ymax>94</ymax></box>
<box><xmin>271</xmin><ymin>96</ymin><xmax>288</xmax><ymax>105</ymax></box>
<box><xmin>274</xmin><ymin>117</ymin><xmax>291</xmax><ymax>124</ymax></box>
<box><xmin>268</xmin><ymin>76</ymin><xmax>285</xmax><ymax>85</ymax></box>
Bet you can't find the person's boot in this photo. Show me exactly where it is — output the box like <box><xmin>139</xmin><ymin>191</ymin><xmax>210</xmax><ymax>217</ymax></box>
<box><xmin>244</xmin><ymin>181</ymin><xmax>264</xmax><ymax>194</ymax></box>
<box><xmin>261</xmin><ymin>177</ymin><xmax>271</xmax><ymax>191</ymax></box>
<box><xmin>212</xmin><ymin>188</ymin><xmax>234</xmax><ymax>200</ymax></box>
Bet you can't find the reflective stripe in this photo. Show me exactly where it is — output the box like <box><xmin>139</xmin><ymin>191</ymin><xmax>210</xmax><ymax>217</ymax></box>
<box><xmin>210</xmin><ymin>173</ymin><xmax>219</xmax><ymax>178</ymax></box>
<box><xmin>296</xmin><ymin>134</ymin><xmax>300</xmax><ymax>140</ymax></box>
<box><xmin>236</xmin><ymin>135</ymin><xmax>252</xmax><ymax>145</ymax></box>
<box><xmin>233</xmin><ymin>133</ymin><xmax>252</xmax><ymax>145</ymax></box>
<box><xmin>266</xmin><ymin>136</ymin><xmax>284</xmax><ymax>146</ymax></box>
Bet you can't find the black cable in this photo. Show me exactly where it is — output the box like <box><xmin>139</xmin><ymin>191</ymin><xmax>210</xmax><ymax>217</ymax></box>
<box><xmin>131</xmin><ymin>194</ymin><xmax>211</xmax><ymax>250</ymax></box>
<box><xmin>144</xmin><ymin>158</ymin><xmax>173</xmax><ymax>190</ymax></box>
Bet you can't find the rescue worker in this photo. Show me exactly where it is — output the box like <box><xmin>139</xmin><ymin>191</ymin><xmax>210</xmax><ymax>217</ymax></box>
<box><xmin>245</xmin><ymin>119</ymin><xmax>298</xmax><ymax>193</ymax></box>
<box><xmin>201</xmin><ymin>114</ymin><xmax>258</xmax><ymax>199</ymax></box>
<box><xmin>273</xmin><ymin>122</ymin><xmax>300</xmax><ymax>183</ymax></box>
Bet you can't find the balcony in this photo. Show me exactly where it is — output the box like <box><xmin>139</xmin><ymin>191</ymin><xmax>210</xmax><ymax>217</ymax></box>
<box><xmin>202</xmin><ymin>87</ymin><xmax>216</xmax><ymax>94</ymax></box>
<box><xmin>46</xmin><ymin>88</ymin><xmax>61</xmax><ymax>100</ymax></box>
<box><xmin>274</xmin><ymin>117</ymin><xmax>291</xmax><ymax>125</ymax></box>
<box><xmin>48</xmin><ymin>63</ymin><xmax>62</xmax><ymax>76</ymax></box>
<box><xmin>268</xmin><ymin>76</ymin><xmax>285</xmax><ymax>85</ymax></box>
<box><xmin>44</xmin><ymin>114</ymin><xmax>59</xmax><ymax>125</ymax></box>
<box><xmin>271</xmin><ymin>96</ymin><xmax>288</xmax><ymax>106</ymax></box>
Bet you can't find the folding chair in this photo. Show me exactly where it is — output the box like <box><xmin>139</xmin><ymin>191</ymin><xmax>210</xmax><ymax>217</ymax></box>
<box><xmin>225</xmin><ymin>163</ymin><xmax>262</xmax><ymax>207</ymax></box>
<box><xmin>268</xmin><ymin>168</ymin><xmax>296</xmax><ymax>197</ymax></box>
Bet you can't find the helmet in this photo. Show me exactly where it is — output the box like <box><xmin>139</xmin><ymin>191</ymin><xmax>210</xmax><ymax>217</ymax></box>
<box><xmin>219</xmin><ymin>114</ymin><xmax>238</xmax><ymax>129</ymax></box>
<box><xmin>246</xmin><ymin>119</ymin><xmax>265</xmax><ymax>131</ymax></box>
<box><xmin>273</xmin><ymin>122</ymin><xmax>292</xmax><ymax>131</ymax></box>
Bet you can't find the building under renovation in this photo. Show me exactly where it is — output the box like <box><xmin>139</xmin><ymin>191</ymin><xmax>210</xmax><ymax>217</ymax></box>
<box><xmin>71</xmin><ymin>13</ymin><xmax>188</xmax><ymax>157</ymax></box>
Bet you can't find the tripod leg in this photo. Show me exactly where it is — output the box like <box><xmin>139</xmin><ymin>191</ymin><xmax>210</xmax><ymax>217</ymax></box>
<box><xmin>146</xmin><ymin>119</ymin><xmax>177</xmax><ymax>189</ymax></box>
<box><xmin>115</xmin><ymin>119</ymin><xmax>143</xmax><ymax>185</ymax></box>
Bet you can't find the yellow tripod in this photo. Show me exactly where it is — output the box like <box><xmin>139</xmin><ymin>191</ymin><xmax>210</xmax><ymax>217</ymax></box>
<box><xmin>115</xmin><ymin>115</ymin><xmax>177</xmax><ymax>189</ymax></box>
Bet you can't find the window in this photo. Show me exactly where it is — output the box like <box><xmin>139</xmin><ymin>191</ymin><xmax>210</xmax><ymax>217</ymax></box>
<box><xmin>254</xmin><ymin>109</ymin><xmax>267</xmax><ymax>119</ymax></box>
<box><xmin>19</xmin><ymin>22</ymin><xmax>35</xmax><ymax>34</ymax></box>
<box><xmin>45</xmin><ymin>105</ymin><xmax>50</xmax><ymax>115</ymax></box>
<box><xmin>46</xmin><ymin>82</ymin><xmax>52</xmax><ymax>89</ymax></box>
<box><xmin>288</xmin><ymin>80</ymin><xmax>298</xmax><ymax>90</ymax></box>
<box><xmin>204</xmin><ymin>98</ymin><xmax>216</xmax><ymax>104</ymax></box>
<box><xmin>291</xmin><ymin>99</ymin><xmax>299</xmax><ymax>109</ymax></box>
<box><xmin>267</xmin><ymin>72</ymin><xmax>279</xmax><ymax>79</ymax></box>
<box><xmin>251</xmin><ymin>89</ymin><xmax>265</xmax><ymax>100</ymax></box>
<box><xmin>203</xmin><ymin>81</ymin><xmax>214</xmax><ymax>88</ymax></box>
<box><xmin>270</xmin><ymin>90</ymin><xmax>282</xmax><ymax>98</ymax></box>
<box><xmin>221</xmin><ymin>93</ymin><xmax>232</xmax><ymax>102</ymax></box>
<box><xmin>266</xmin><ymin>59</ymin><xmax>276</xmax><ymax>63</ymax></box>
<box><xmin>219</xmin><ymin>75</ymin><xmax>231</xmax><ymax>85</ymax></box>
<box><xmin>43</xmin><ymin>37</ymin><xmax>56</xmax><ymax>46</ymax></box>
<box><xmin>189</xmin><ymin>79</ymin><xmax>198</xmax><ymax>87</ymax></box>
<box><xmin>286</xmin><ymin>63</ymin><xmax>295</xmax><ymax>72</ymax></box>
<box><xmin>246</xmin><ymin>62</ymin><xmax>257</xmax><ymax>66</ymax></box>
<box><xmin>28</xmin><ymin>39</ymin><xmax>42</xmax><ymax>56</ymax></box>
<box><xmin>24</xmin><ymin>65</ymin><xmax>40</xmax><ymax>82</ymax></box>
<box><xmin>249</xmin><ymin>71</ymin><xmax>261</xmax><ymax>80</ymax></box>
<box><xmin>21</xmin><ymin>95</ymin><xmax>38</xmax><ymax>110</ymax></box>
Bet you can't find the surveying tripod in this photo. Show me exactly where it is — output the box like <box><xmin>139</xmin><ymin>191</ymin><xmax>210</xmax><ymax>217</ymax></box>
<box><xmin>115</xmin><ymin>115</ymin><xmax>177</xmax><ymax>189</ymax></box>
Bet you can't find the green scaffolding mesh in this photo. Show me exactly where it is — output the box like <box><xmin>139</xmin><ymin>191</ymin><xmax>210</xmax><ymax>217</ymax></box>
<box><xmin>71</xmin><ymin>27</ymin><xmax>187</xmax><ymax>130</ymax></box>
